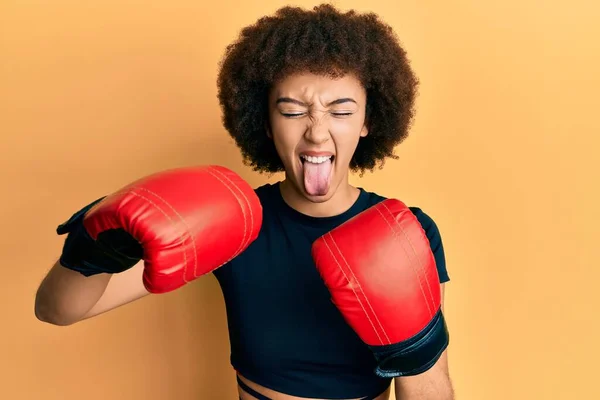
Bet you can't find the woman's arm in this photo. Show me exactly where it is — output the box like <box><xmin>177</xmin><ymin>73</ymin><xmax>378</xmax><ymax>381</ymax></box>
<box><xmin>35</xmin><ymin>259</ymin><xmax>149</xmax><ymax>326</ymax></box>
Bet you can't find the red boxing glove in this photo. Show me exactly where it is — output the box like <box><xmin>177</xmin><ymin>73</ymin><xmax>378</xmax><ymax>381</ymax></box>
<box><xmin>58</xmin><ymin>165</ymin><xmax>262</xmax><ymax>294</ymax></box>
<box><xmin>312</xmin><ymin>199</ymin><xmax>448</xmax><ymax>377</ymax></box>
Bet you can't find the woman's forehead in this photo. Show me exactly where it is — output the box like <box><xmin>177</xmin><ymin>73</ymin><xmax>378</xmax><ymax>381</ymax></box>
<box><xmin>270</xmin><ymin>72</ymin><xmax>366</xmax><ymax>102</ymax></box>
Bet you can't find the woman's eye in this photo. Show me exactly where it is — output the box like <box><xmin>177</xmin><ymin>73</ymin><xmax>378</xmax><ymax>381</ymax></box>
<box><xmin>332</xmin><ymin>112</ymin><xmax>353</xmax><ymax>117</ymax></box>
<box><xmin>281</xmin><ymin>112</ymin><xmax>305</xmax><ymax>118</ymax></box>
<box><xmin>280</xmin><ymin>111</ymin><xmax>353</xmax><ymax>118</ymax></box>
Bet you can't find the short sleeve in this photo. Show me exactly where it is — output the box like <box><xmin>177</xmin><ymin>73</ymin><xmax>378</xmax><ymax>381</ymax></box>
<box><xmin>409</xmin><ymin>207</ymin><xmax>450</xmax><ymax>283</ymax></box>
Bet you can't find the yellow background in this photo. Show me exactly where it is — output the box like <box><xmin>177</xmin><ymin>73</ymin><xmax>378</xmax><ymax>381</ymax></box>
<box><xmin>2</xmin><ymin>0</ymin><xmax>598</xmax><ymax>399</ymax></box>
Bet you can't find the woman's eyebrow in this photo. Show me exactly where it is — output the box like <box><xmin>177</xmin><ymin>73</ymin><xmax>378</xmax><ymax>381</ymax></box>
<box><xmin>275</xmin><ymin>97</ymin><xmax>357</xmax><ymax>106</ymax></box>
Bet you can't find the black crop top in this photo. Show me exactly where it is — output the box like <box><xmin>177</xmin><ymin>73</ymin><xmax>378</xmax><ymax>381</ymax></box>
<box><xmin>213</xmin><ymin>182</ymin><xmax>450</xmax><ymax>399</ymax></box>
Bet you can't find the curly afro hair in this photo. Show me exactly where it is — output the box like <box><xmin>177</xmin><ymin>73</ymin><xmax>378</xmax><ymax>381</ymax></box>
<box><xmin>217</xmin><ymin>3</ymin><xmax>419</xmax><ymax>175</ymax></box>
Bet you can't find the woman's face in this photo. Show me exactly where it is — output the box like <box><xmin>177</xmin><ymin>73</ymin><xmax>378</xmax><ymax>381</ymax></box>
<box><xmin>267</xmin><ymin>72</ymin><xmax>369</xmax><ymax>208</ymax></box>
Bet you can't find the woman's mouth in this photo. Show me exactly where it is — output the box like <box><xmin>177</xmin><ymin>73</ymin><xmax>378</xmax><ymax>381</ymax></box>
<box><xmin>299</xmin><ymin>154</ymin><xmax>335</xmax><ymax>196</ymax></box>
<box><xmin>300</xmin><ymin>154</ymin><xmax>335</xmax><ymax>164</ymax></box>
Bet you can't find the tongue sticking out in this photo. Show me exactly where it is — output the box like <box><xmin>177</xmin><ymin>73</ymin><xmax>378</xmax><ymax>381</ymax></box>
<box><xmin>303</xmin><ymin>158</ymin><xmax>333</xmax><ymax>196</ymax></box>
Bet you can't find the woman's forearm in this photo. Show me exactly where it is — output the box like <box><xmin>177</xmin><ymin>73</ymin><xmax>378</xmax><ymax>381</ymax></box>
<box><xmin>34</xmin><ymin>260</ymin><xmax>111</xmax><ymax>325</ymax></box>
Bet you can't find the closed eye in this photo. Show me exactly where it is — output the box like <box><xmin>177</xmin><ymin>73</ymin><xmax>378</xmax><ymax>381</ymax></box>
<box><xmin>280</xmin><ymin>111</ymin><xmax>354</xmax><ymax>118</ymax></box>
<box><xmin>281</xmin><ymin>112</ymin><xmax>305</xmax><ymax>118</ymax></box>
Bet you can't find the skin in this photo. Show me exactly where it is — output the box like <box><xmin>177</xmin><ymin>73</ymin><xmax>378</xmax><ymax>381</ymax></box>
<box><xmin>238</xmin><ymin>72</ymin><xmax>454</xmax><ymax>399</ymax></box>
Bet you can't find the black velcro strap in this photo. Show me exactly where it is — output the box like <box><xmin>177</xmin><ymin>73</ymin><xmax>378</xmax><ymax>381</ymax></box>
<box><xmin>57</xmin><ymin>197</ymin><xmax>143</xmax><ymax>276</ymax></box>
<box><xmin>369</xmin><ymin>308</ymin><xmax>449</xmax><ymax>378</ymax></box>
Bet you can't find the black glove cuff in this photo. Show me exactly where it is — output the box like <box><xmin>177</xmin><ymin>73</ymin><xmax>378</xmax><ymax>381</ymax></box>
<box><xmin>57</xmin><ymin>197</ymin><xmax>142</xmax><ymax>276</ymax></box>
<box><xmin>369</xmin><ymin>308</ymin><xmax>449</xmax><ymax>378</ymax></box>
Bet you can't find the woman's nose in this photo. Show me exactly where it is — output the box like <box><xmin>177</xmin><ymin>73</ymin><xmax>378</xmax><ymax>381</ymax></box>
<box><xmin>304</xmin><ymin>114</ymin><xmax>330</xmax><ymax>144</ymax></box>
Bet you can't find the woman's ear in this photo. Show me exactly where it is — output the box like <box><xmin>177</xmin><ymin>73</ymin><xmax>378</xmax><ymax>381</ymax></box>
<box><xmin>361</xmin><ymin>99</ymin><xmax>371</xmax><ymax>138</ymax></box>
<box><xmin>265</xmin><ymin>123</ymin><xmax>272</xmax><ymax>138</ymax></box>
<box><xmin>360</xmin><ymin>124</ymin><xmax>369</xmax><ymax>138</ymax></box>
<box><xmin>265</xmin><ymin>111</ymin><xmax>273</xmax><ymax>138</ymax></box>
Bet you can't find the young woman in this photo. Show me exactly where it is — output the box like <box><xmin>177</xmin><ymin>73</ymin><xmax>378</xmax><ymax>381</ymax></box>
<box><xmin>35</xmin><ymin>4</ymin><xmax>453</xmax><ymax>399</ymax></box>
